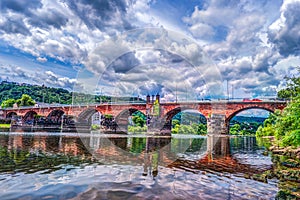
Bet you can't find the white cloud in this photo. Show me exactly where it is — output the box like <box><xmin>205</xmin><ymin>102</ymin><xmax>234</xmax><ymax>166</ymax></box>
<box><xmin>36</xmin><ymin>57</ymin><xmax>47</xmax><ymax>63</ymax></box>
<box><xmin>0</xmin><ymin>0</ymin><xmax>298</xmax><ymax>99</ymax></box>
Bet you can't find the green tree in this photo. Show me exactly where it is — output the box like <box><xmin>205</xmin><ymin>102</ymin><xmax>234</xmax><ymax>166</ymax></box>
<box><xmin>17</xmin><ymin>94</ymin><xmax>35</xmax><ymax>107</ymax></box>
<box><xmin>230</xmin><ymin>124</ymin><xmax>241</xmax><ymax>135</ymax></box>
<box><xmin>197</xmin><ymin>123</ymin><xmax>207</xmax><ymax>135</ymax></box>
<box><xmin>277</xmin><ymin>67</ymin><xmax>300</xmax><ymax>99</ymax></box>
<box><xmin>172</xmin><ymin>119</ymin><xmax>180</xmax><ymax>128</ymax></box>
<box><xmin>256</xmin><ymin>95</ymin><xmax>300</xmax><ymax>147</ymax></box>
<box><xmin>132</xmin><ymin>115</ymin><xmax>145</xmax><ymax>127</ymax></box>
<box><xmin>1</xmin><ymin>98</ymin><xmax>16</xmax><ymax>108</ymax></box>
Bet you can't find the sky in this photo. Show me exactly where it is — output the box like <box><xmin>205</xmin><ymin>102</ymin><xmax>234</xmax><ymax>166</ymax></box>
<box><xmin>0</xmin><ymin>0</ymin><xmax>300</xmax><ymax>102</ymax></box>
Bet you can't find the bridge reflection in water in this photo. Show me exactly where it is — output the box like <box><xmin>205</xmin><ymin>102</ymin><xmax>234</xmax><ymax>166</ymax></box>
<box><xmin>0</xmin><ymin>133</ymin><xmax>270</xmax><ymax>178</ymax></box>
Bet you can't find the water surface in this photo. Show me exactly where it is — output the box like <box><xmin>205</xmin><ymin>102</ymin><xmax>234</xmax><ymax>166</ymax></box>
<box><xmin>0</xmin><ymin>132</ymin><xmax>278</xmax><ymax>199</ymax></box>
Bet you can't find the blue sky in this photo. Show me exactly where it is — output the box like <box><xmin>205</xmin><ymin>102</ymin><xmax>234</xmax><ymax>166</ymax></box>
<box><xmin>0</xmin><ymin>0</ymin><xmax>299</xmax><ymax>101</ymax></box>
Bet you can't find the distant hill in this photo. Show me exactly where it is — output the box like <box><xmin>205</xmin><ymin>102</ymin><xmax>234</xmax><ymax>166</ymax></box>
<box><xmin>0</xmin><ymin>81</ymin><xmax>145</xmax><ymax>105</ymax></box>
<box><xmin>231</xmin><ymin>115</ymin><xmax>267</xmax><ymax>124</ymax></box>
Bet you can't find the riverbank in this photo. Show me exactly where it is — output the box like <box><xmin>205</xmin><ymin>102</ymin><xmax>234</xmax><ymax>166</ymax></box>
<box><xmin>258</xmin><ymin>136</ymin><xmax>300</xmax><ymax>199</ymax></box>
<box><xmin>0</xmin><ymin>124</ymin><xmax>10</xmax><ymax>128</ymax></box>
<box><xmin>261</xmin><ymin>136</ymin><xmax>300</xmax><ymax>159</ymax></box>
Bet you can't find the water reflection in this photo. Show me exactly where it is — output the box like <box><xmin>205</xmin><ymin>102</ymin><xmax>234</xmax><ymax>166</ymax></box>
<box><xmin>0</xmin><ymin>133</ymin><xmax>273</xmax><ymax>175</ymax></box>
<box><xmin>0</xmin><ymin>133</ymin><xmax>278</xmax><ymax>199</ymax></box>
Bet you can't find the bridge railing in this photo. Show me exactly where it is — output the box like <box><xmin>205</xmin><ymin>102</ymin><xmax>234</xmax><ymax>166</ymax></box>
<box><xmin>1</xmin><ymin>102</ymin><xmax>147</xmax><ymax>110</ymax></box>
<box><xmin>1</xmin><ymin>98</ymin><xmax>288</xmax><ymax>110</ymax></box>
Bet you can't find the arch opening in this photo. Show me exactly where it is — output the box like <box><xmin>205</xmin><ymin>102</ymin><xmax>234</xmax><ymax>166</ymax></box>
<box><xmin>46</xmin><ymin>110</ymin><xmax>65</xmax><ymax>125</ymax></box>
<box><xmin>228</xmin><ymin>108</ymin><xmax>273</xmax><ymax>135</ymax></box>
<box><xmin>23</xmin><ymin>111</ymin><xmax>38</xmax><ymax>125</ymax></box>
<box><xmin>165</xmin><ymin>108</ymin><xmax>207</xmax><ymax>135</ymax></box>
<box><xmin>115</xmin><ymin>109</ymin><xmax>146</xmax><ymax>134</ymax></box>
<box><xmin>77</xmin><ymin>108</ymin><xmax>104</xmax><ymax>130</ymax></box>
<box><xmin>6</xmin><ymin>112</ymin><xmax>17</xmax><ymax>119</ymax></box>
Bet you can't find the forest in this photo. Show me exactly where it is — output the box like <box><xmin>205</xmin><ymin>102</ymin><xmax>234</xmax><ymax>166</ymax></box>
<box><xmin>0</xmin><ymin>81</ymin><xmax>144</xmax><ymax>107</ymax></box>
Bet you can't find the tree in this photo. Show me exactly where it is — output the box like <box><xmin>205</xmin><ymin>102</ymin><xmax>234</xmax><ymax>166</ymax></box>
<box><xmin>17</xmin><ymin>94</ymin><xmax>35</xmax><ymax>107</ymax></box>
<box><xmin>1</xmin><ymin>98</ymin><xmax>16</xmax><ymax>108</ymax></box>
<box><xmin>197</xmin><ymin>123</ymin><xmax>207</xmax><ymax>135</ymax></box>
<box><xmin>172</xmin><ymin>119</ymin><xmax>180</xmax><ymax>128</ymax></box>
<box><xmin>256</xmin><ymin>94</ymin><xmax>300</xmax><ymax>147</ymax></box>
<box><xmin>277</xmin><ymin>67</ymin><xmax>300</xmax><ymax>99</ymax></box>
<box><xmin>230</xmin><ymin>124</ymin><xmax>241</xmax><ymax>135</ymax></box>
<box><xmin>132</xmin><ymin>115</ymin><xmax>145</xmax><ymax>127</ymax></box>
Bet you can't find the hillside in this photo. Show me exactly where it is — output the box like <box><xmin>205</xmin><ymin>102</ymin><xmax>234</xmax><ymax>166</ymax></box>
<box><xmin>231</xmin><ymin>115</ymin><xmax>267</xmax><ymax>124</ymax></box>
<box><xmin>0</xmin><ymin>81</ymin><xmax>145</xmax><ymax>105</ymax></box>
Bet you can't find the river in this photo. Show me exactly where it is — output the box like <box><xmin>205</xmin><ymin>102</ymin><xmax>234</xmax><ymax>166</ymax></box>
<box><xmin>0</xmin><ymin>132</ymin><xmax>288</xmax><ymax>199</ymax></box>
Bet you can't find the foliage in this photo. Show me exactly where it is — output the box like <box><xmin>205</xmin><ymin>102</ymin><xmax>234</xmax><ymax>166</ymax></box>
<box><xmin>104</xmin><ymin>114</ymin><xmax>113</xmax><ymax>119</ymax></box>
<box><xmin>132</xmin><ymin>115</ymin><xmax>145</xmax><ymax>127</ymax></box>
<box><xmin>172</xmin><ymin>112</ymin><xmax>207</xmax><ymax>125</ymax></box>
<box><xmin>1</xmin><ymin>94</ymin><xmax>35</xmax><ymax>108</ymax></box>
<box><xmin>1</xmin><ymin>98</ymin><xmax>16</xmax><ymax>108</ymax></box>
<box><xmin>128</xmin><ymin>126</ymin><xmax>147</xmax><ymax>133</ymax></box>
<box><xmin>172</xmin><ymin>123</ymin><xmax>207</xmax><ymax>135</ymax></box>
<box><xmin>230</xmin><ymin>124</ymin><xmax>241</xmax><ymax>135</ymax></box>
<box><xmin>0</xmin><ymin>81</ymin><xmax>73</xmax><ymax>105</ymax></box>
<box><xmin>18</xmin><ymin>94</ymin><xmax>35</xmax><ymax>106</ymax></box>
<box><xmin>277</xmin><ymin>67</ymin><xmax>300</xmax><ymax>99</ymax></box>
<box><xmin>91</xmin><ymin>124</ymin><xmax>101</xmax><ymax>130</ymax></box>
<box><xmin>256</xmin><ymin>96</ymin><xmax>300</xmax><ymax>147</ymax></box>
<box><xmin>230</xmin><ymin>119</ymin><xmax>264</xmax><ymax>135</ymax></box>
<box><xmin>0</xmin><ymin>81</ymin><xmax>120</xmax><ymax>105</ymax></box>
<box><xmin>0</xmin><ymin>124</ymin><xmax>10</xmax><ymax>128</ymax></box>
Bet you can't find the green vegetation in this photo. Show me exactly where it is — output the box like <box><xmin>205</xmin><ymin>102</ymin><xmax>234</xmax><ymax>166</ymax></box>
<box><xmin>171</xmin><ymin>112</ymin><xmax>207</xmax><ymax>135</ymax></box>
<box><xmin>277</xmin><ymin>67</ymin><xmax>300</xmax><ymax>99</ymax></box>
<box><xmin>172</xmin><ymin>123</ymin><xmax>207</xmax><ymax>135</ymax></box>
<box><xmin>1</xmin><ymin>94</ymin><xmax>36</xmax><ymax>108</ymax></box>
<box><xmin>229</xmin><ymin>116</ymin><xmax>267</xmax><ymax>135</ymax></box>
<box><xmin>0</xmin><ymin>81</ymin><xmax>143</xmax><ymax>106</ymax></box>
<box><xmin>128</xmin><ymin>111</ymin><xmax>147</xmax><ymax>133</ymax></box>
<box><xmin>0</xmin><ymin>124</ymin><xmax>10</xmax><ymax>128</ymax></box>
<box><xmin>0</xmin><ymin>81</ymin><xmax>73</xmax><ymax>105</ymax></box>
<box><xmin>255</xmin><ymin>155</ymin><xmax>300</xmax><ymax>199</ymax></box>
<box><xmin>256</xmin><ymin>71</ymin><xmax>300</xmax><ymax>147</ymax></box>
<box><xmin>91</xmin><ymin>124</ymin><xmax>101</xmax><ymax>130</ymax></box>
<box><xmin>256</xmin><ymin>96</ymin><xmax>300</xmax><ymax>147</ymax></box>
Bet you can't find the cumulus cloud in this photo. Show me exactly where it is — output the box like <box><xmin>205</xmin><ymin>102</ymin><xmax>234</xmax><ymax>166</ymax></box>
<box><xmin>36</xmin><ymin>57</ymin><xmax>47</xmax><ymax>63</ymax></box>
<box><xmin>181</xmin><ymin>0</ymin><xmax>300</xmax><ymax>97</ymax></box>
<box><xmin>0</xmin><ymin>64</ymin><xmax>77</xmax><ymax>89</ymax></box>
<box><xmin>268</xmin><ymin>0</ymin><xmax>300</xmax><ymax>57</ymax></box>
<box><xmin>0</xmin><ymin>0</ymin><xmax>299</xmax><ymax>99</ymax></box>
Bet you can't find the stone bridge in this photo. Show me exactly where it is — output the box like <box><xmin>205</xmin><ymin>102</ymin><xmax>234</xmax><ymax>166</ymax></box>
<box><xmin>1</xmin><ymin>97</ymin><xmax>286</xmax><ymax>134</ymax></box>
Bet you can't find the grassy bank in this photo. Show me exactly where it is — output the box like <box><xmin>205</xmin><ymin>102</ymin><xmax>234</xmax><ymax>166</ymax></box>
<box><xmin>0</xmin><ymin>124</ymin><xmax>10</xmax><ymax>128</ymax></box>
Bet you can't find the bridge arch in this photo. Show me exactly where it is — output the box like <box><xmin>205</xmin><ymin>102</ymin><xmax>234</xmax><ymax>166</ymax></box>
<box><xmin>226</xmin><ymin>106</ymin><xmax>274</xmax><ymax>124</ymax></box>
<box><xmin>23</xmin><ymin>111</ymin><xmax>38</xmax><ymax>124</ymax></box>
<box><xmin>115</xmin><ymin>108</ymin><xmax>146</xmax><ymax>120</ymax></box>
<box><xmin>78</xmin><ymin>108</ymin><xmax>101</xmax><ymax>121</ymax></box>
<box><xmin>47</xmin><ymin>109</ymin><xmax>65</xmax><ymax>124</ymax></box>
<box><xmin>115</xmin><ymin>108</ymin><xmax>146</xmax><ymax>133</ymax></box>
<box><xmin>47</xmin><ymin>109</ymin><xmax>65</xmax><ymax>118</ymax></box>
<box><xmin>163</xmin><ymin>106</ymin><xmax>207</xmax><ymax>122</ymax></box>
<box><xmin>6</xmin><ymin>111</ymin><xmax>17</xmax><ymax>119</ymax></box>
<box><xmin>162</xmin><ymin>107</ymin><xmax>207</xmax><ymax>134</ymax></box>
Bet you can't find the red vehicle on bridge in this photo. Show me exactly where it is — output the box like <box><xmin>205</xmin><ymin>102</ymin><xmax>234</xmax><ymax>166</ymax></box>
<box><xmin>243</xmin><ymin>98</ymin><xmax>262</xmax><ymax>102</ymax></box>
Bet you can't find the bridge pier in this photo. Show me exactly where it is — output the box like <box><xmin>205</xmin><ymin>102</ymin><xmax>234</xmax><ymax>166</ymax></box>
<box><xmin>207</xmin><ymin>135</ymin><xmax>230</xmax><ymax>159</ymax></box>
<box><xmin>207</xmin><ymin>114</ymin><xmax>228</xmax><ymax>135</ymax></box>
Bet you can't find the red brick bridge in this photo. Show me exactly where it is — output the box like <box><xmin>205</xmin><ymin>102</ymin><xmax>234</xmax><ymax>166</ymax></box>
<box><xmin>1</xmin><ymin>97</ymin><xmax>286</xmax><ymax>134</ymax></box>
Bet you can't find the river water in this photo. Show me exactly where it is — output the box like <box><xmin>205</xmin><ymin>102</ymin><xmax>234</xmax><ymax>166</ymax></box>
<box><xmin>0</xmin><ymin>132</ymin><xmax>280</xmax><ymax>199</ymax></box>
